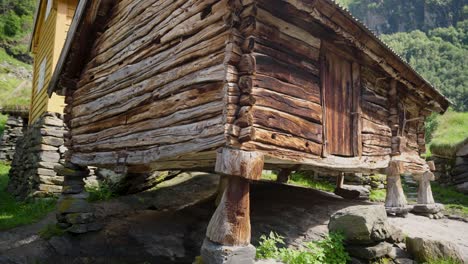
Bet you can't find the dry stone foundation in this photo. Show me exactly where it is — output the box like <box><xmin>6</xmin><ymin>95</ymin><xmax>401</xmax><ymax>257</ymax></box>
<box><xmin>0</xmin><ymin>115</ymin><xmax>27</xmax><ymax>162</ymax></box>
<box><xmin>7</xmin><ymin>112</ymin><xmax>67</xmax><ymax>200</ymax></box>
<box><xmin>430</xmin><ymin>142</ymin><xmax>468</xmax><ymax>194</ymax></box>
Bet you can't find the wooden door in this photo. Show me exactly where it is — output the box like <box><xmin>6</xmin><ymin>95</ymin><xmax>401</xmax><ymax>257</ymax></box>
<box><xmin>322</xmin><ymin>50</ymin><xmax>355</xmax><ymax>157</ymax></box>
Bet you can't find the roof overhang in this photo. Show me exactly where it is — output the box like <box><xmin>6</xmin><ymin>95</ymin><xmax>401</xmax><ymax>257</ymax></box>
<box><xmin>29</xmin><ymin>0</ymin><xmax>44</xmax><ymax>52</ymax></box>
<box><xmin>48</xmin><ymin>0</ymin><xmax>451</xmax><ymax>113</ymax></box>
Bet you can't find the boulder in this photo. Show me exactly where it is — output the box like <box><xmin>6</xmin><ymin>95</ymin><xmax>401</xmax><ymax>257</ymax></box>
<box><xmin>334</xmin><ymin>185</ymin><xmax>370</xmax><ymax>200</ymax></box>
<box><xmin>329</xmin><ymin>205</ymin><xmax>390</xmax><ymax>245</ymax></box>
<box><xmin>346</xmin><ymin>242</ymin><xmax>392</xmax><ymax>260</ymax></box>
<box><xmin>406</xmin><ymin>237</ymin><xmax>464</xmax><ymax>263</ymax></box>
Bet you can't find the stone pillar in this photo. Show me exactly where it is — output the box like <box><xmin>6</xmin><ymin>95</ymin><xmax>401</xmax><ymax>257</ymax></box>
<box><xmin>0</xmin><ymin>115</ymin><xmax>26</xmax><ymax>162</ymax></box>
<box><xmin>201</xmin><ymin>148</ymin><xmax>264</xmax><ymax>264</ymax></box>
<box><xmin>385</xmin><ymin>161</ymin><xmax>411</xmax><ymax>217</ymax></box>
<box><xmin>55</xmin><ymin>162</ymin><xmax>102</xmax><ymax>233</ymax></box>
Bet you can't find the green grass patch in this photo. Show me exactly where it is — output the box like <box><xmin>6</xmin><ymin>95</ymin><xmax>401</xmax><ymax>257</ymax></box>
<box><xmin>38</xmin><ymin>223</ymin><xmax>65</xmax><ymax>240</ymax></box>
<box><xmin>429</xmin><ymin>111</ymin><xmax>468</xmax><ymax>157</ymax></box>
<box><xmin>261</xmin><ymin>171</ymin><xmax>278</xmax><ymax>181</ymax></box>
<box><xmin>0</xmin><ymin>114</ymin><xmax>7</xmax><ymax>135</ymax></box>
<box><xmin>0</xmin><ymin>48</ymin><xmax>32</xmax><ymax>108</ymax></box>
<box><xmin>426</xmin><ymin>258</ymin><xmax>463</xmax><ymax>264</ymax></box>
<box><xmin>289</xmin><ymin>173</ymin><xmax>335</xmax><ymax>192</ymax></box>
<box><xmin>256</xmin><ymin>231</ymin><xmax>350</xmax><ymax>264</ymax></box>
<box><xmin>370</xmin><ymin>189</ymin><xmax>387</xmax><ymax>202</ymax></box>
<box><xmin>0</xmin><ymin>162</ymin><xmax>56</xmax><ymax>230</ymax></box>
<box><xmin>432</xmin><ymin>183</ymin><xmax>468</xmax><ymax>218</ymax></box>
<box><xmin>86</xmin><ymin>183</ymin><xmax>117</xmax><ymax>202</ymax></box>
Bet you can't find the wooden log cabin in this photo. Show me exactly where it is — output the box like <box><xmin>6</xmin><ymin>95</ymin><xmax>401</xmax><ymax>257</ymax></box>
<box><xmin>47</xmin><ymin>0</ymin><xmax>450</xmax><ymax>262</ymax></box>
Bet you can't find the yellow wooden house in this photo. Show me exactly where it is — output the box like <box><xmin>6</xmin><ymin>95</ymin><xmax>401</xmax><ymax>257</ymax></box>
<box><xmin>29</xmin><ymin>0</ymin><xmax>78</xmax><ymax>124</ymax></box>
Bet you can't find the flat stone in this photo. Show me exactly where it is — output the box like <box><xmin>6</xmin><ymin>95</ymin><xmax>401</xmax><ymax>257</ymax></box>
<box><xmin>39</xmin><ymin>176</ymin><xmax>64</xmax><ymax>185</ymax></box>
<box><xmin>38</xmin><ymin>184</ymin><xmax>62</xmax><ymax>193</ymax></box>
<box><xmin>67</xmin><ymin>222</ymin><xmax>103</xmax><ymax>234</ymax></box>
<box><xmin>386</xmin><ymin>206</ymin><xmax>412</xmax><ymax>217</ymax></box>
<box><xmin>37</xmin><ymin>168</ymin><xmax>58</xmax><ymax>177</ymax></box>
<box><xmin>201</xmin><ymin>239</ymin><xmax>256</xmax><ymax>264</ymax></box>
<box><xmin>412</xmin><ymin>203</ymin><xmax>444</xmax><ymax>214</ymax></box>
<box><xmin>57</xmin><ymin>198</ymin><xmax>93</xmax><ymax>214</ymax></box>
<box><xmin>394</xmin><ymin>258</ymin><xmax>415</xmax><ymax>264</ymax></box>
<box><xmin>334</xmin><ymin>185</ymin><xmax>370</xmax><ymax>200</ymax></box>
<box><xmin>346</xmin><ymin>242</ymin><xmax>392</xmax><ymax>260</ymax></box>
<box><xmin>62</xmin><ymin>184</ymin><xmax>85</xmax><ymax>194</ymax></box>
<box><xmin>65</xmin><ymin>213</ymin><xmax>95</xmax><ymax>224</ymax></box>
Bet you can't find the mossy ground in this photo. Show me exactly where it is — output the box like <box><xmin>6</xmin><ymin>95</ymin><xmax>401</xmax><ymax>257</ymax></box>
<box><xmin>0</xmin><ymin>162</ymin><xmax>56</xmax><ymax>230</ymax></box>
<box><xmin>428</xmin><ymin>111</ymin><xmax>468</xmax><ymax>158</ymax></box>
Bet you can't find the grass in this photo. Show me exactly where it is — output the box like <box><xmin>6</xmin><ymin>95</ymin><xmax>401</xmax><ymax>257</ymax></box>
<box><xmin>0</xmin><ymin>162</ymin><xmax>56</xmax><ymax>230</ymax></box>
<box><xmin>432</xmin><ymin>183</ymin><xmax>468</xmax><ymax>218</ymax></box>
<box><xmin>261</xmin><ymin>171</ymin><xmax>335</xmax><ymax>192</ymax></box>
<box><xmin>86</xmin><ymin>183</ymin><xmax>116</xmax><ymax>202</ymax></box>
<box><xmin>370</xmin><ymin>189</ymin><xmax>386</xmax><ymax>202</ymax></box>
<box><xmin>429</xmin><ymin>111</ymin><xmax>468</xmax><ymax>157</ymax></box>
<box><xmin>38</xmin><ymin>223</ymin><xmax>65</xmax><ymax>240</ymax></box>
<box><xmin>289</xmin><ymin>173</ymin><xmax>335</xmax><ymax>192</ymax></box>
<box><xmin>0</xmin><ymin>113</ymin><xmax>7</xmax><ymax>135</ymax></box>
<box><xmin>0</xmin><ymin>48</ymin><xmax>32</xmax><ymax>108</ymax></box>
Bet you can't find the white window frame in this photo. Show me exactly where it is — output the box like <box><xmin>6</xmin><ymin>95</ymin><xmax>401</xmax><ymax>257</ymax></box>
<box><xmin>37</xmin><ymin>59</ymin><xmax>47</xmax><ymax>94</ymax></box>
<box><xmin>45</xmin><ymin>0</ymin><xmax>53</xmax><ymax>20</ymax></box>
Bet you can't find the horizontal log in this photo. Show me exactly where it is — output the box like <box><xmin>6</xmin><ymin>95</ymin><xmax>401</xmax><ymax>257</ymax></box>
<box><xmin>362</xmin><ymin>118</ymin><xmax>392</xmax><ymax>137</ymax></box>
<box><xmin>362</xmin><ymin>134</ymin><xmax>392</xmax><ymax>147</ymax></box>
<box><xmin>239</xmin><ymin>74</ymin><xmax>320</xmax><ymax>104</ymax></box>
<box><xmin>245</xmin><ymin>88</ymin><xmax>322</xmax><ymax>123</ymax></box>
<box><xmin>242</xmin><ymin>126</ymin><xmax>322</xmax><ymax>155</ymax></box>
<box><xmin>73</xmin><ymin>117</ymin><xmax>224</xmax><ymax>152</ymax></box>
<box><xmin>72</xmin><ymin>100</ymin><xmax>224</xmax><ymax>141</ymax></box>
<box><xmin>235</xmin><ymin>106</ymin><xmax>322</xmax><ymax>143</ymax></box>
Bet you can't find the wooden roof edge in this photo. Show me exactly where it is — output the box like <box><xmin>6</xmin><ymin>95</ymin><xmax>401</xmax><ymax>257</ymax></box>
<box><xmin>0</xmin><ymin>105</ymin><xmax>30</xmax><ymax>117</ymax></box>
<box><xmin>47</xmin><ymin>0</ymin><xmax>89</xmax><ymax>97</ymax></box>
<box><xmin>323</xmin><ymin>0</ymin><xmax>450</xmax><ymax>112</ymax></box>
<box><xmin>29</xmin><ymin>0</ymin><xmax>43</xmax><ymax>52</ymax></box>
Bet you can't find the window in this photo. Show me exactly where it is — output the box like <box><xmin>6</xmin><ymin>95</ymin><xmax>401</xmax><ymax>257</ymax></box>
<box><xmin>37</xmin><ymin>59</ymin><xmax>47</xmax><ymax>94</ymax></box>
<box><xmin>45</xmin><ymin>0</ymin><xmax>53</xmax><ymax>20</ymax></box>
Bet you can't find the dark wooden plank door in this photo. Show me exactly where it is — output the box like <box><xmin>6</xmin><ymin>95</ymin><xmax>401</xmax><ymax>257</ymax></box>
<box><xmin>322</xmin><ymin>50</ymin><xmax>354</xmax><ymax>157</ymax></box>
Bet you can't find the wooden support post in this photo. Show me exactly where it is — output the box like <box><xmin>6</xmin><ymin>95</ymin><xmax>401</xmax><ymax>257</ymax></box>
<box><xmin>336</xmin><ymin>172</ymin><xmax>344</xmax><ymax>189</ymax></box>
<box><xmin>207</xmin><ymin>176</ymin><xmax>251</xmax><ymax>246</ymax></box>
<box><xmin>215</xmin><ymin>175</ymin><xmax>229</xmax><ymax>206</ymax></box>
<box><xmin>385</xmin><ymin>160</ymin><xmax>411</xmax><ymax>217</ymax></box>
<box><xmin>417</xmin><ymin>171</ymin><xmax>435</xmax><ymax>204</ymax></box>
<box><xmin>412</xmin><ymin>170</ymin><xmax>444</xmax><ymax>218</ymax></box>
<box><xmin>276</xmin><ymin>168</ymin><xmax>293</xmax><ymax>183</ymax></box>
<box><xmin>202</xmin><ymin>148</ymin><xmax>263</xmax><ymax>263</ymax></box>
<box><xmin>385</xmin><ymin>161</ymin><xmax>407</xmax><ymax>208</ymax></box>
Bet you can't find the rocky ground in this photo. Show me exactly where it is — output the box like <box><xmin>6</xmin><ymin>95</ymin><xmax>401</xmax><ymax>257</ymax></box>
<box><xmin>0</xmin><ymin>173</ymin><xmax>467</xmax><ymax>264</ymax></box>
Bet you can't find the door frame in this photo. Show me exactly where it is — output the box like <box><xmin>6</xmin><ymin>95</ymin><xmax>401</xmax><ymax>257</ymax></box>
<box><xmin>320</xmin><ymin>43</ymin><xmax>362</xmax><ymax>158</ymax></box>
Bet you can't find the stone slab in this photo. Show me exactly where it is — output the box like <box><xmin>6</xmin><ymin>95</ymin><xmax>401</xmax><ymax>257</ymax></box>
<box><xmin>201</xmin><ymin>239</ymin><xmax>256</xmax><ymax>264</ymax></box>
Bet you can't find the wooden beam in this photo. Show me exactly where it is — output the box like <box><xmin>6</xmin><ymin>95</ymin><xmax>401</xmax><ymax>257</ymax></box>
<box><xmin>215</xmin><ymin>148</ymin><xmax>264</xmax><ymax>180</ymax></box>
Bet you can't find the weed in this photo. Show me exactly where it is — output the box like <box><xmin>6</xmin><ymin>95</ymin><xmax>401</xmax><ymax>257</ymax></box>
<box><xmin>256</xmin><ymin>231</ymin><xmax>350</xmax><ymax>264</ymax></box>
<box><xmin>38</xmin><ymin>224</ymin><xmax>65</xmax><ymax>240</ymax></box>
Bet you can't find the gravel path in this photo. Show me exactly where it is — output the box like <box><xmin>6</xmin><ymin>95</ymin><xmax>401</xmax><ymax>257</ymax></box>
<box><xmin>388</xmin><ymin>214</ymin><xmax>468</xmax><ymax>262</ymax></box>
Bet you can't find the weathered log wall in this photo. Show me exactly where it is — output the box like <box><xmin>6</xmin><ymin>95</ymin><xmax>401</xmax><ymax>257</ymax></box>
<box><xmin>62</xmin><ymin>0</ymin><xmax>436</xmax><ymax>174</ymax></box>
<box><xmin>67</xmin><ymin>0</ymin><xmax>240</xmax><ymax>169</ymax></box>
<box><xmin>235</xmin><ymin>2</ymin><xmax>323</xmax><ymax>160</ymax></box>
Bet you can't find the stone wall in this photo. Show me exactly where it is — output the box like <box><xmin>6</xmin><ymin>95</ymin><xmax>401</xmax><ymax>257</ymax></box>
<box><xmin>453</xmin><ymin>144</ymin><xmax>468</xmax><ymax>194</ymax></box>
<box><xmin>7</xmin><ymin>112</ymin><xmax>67</xmax><ymax>200</ymax></box>
<box><xmin>430</xmin><ymin>143</ymin><xmax>468</xmax><ymax>194</ymax></box>
<box><xmin>0</xmin><ymin>115</ymin><xmax>27</xmax><ymax>162</ymax></box>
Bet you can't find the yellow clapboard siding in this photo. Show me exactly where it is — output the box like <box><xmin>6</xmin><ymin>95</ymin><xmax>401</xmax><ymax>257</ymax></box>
<box><xmin>29</xmin><ymin>0</ymin><xmax>78</xmax><ymax>124</ymax></box>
